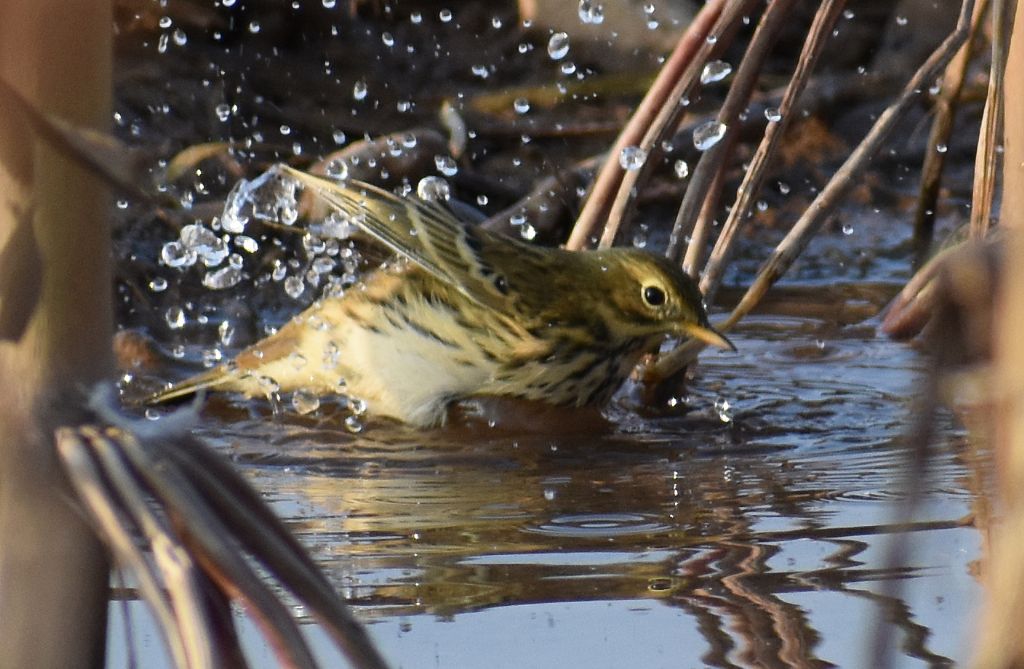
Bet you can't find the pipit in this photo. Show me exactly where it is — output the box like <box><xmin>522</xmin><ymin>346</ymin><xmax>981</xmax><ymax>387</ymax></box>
<box><xmin>149</xmin><ymin>173</ymin><xmax>733</xmax><ymax>426</ymax></box>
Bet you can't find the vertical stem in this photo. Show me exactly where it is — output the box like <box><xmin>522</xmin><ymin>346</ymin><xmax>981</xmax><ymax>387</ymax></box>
<box><xmin>969</xmin><ymin>0</ymin><xmax>1012</xmax><ymax>239</ymax></box>
<box><xmin>911</xmin><ymin>0</ymin><xmax>990</xmax><ymax>260</ymax></box>
<box><xmin>0</xmin><ymin>0</ymin><xmax>113</xmax><ymax>666</ymax></box>
<box><xmin>975</xmin><ymin>0</ymin><xmax>1024</xmax><ymax>665</ymax></box>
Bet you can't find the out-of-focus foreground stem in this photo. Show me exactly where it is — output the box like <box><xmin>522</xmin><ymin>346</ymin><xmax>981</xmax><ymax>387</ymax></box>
<box><xmin>975</xmin><ymin>0</ymin><xmax>1024</xmax><ymax>665</ymax></box>
<box><xmin>0</xmin><ymin>0</ymin><xmax>112</xmax><ymax>666</ymax></box>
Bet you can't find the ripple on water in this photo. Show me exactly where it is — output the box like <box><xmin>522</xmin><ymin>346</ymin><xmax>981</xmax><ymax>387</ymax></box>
<box><xmin>522</xmin><ymin>513</ymin><xmax>672</xmax><ymax>539</ymax></box>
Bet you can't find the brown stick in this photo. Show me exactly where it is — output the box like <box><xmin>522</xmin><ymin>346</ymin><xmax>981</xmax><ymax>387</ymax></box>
<box><xmin>565</xmin><ymin>0</ymin><xmax>726</xmax><ymax>250</ymax></box>
<box><xmin>0</xmin><ymin>1</ymin><xmax>113</xmax><ymax>665</ymax></box>
<box><xmin>973</xmin><ymin>0</ymin><xmax>1024</xmax><ymax>663</ymax></box>
<box><xmin>699</xmin><ymin>0</ymin><xmax>849</xmax><ymax>305</ymax></box>
<box><xmin>592</xmin><ymin>0</ymin><xmax>761</xmax><ymax>251</ymax></box>
<box><xmin>672</xmin><ymin>0</ymin><xmax>800</xmax><ymax>269</ymax></box>
<box><xmin>651</xmin><ymin>0</ymin><xmax>976</xmax><ymax>380</ymax></box>
<box><xmin>911</xmin><ymin>0</ymin><xmax>990</xmax><ymax>258</ymax></box>
<box><xmin>969</xmin><ymin>0</ymin><xmax>1012</xmax><ymax>239</ymax></box>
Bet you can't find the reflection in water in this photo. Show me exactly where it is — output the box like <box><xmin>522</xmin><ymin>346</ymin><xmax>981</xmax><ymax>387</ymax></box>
<box><xmin>160</xmin><ymin>316</ymin><xmax>979</xmax><ymax>668</ymax></box>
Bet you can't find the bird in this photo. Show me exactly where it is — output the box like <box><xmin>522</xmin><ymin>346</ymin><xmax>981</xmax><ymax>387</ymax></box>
<box><xmin>147</xmin><ymin>171</ymin><xmax>734</xmax><ymax>427</ymax></box>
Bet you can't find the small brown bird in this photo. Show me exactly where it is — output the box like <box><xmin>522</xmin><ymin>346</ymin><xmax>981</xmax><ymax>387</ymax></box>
<box><xmin>148</xmin><ymin>169</ymin><xmax>733</xmax><ymax>426</ymax></box>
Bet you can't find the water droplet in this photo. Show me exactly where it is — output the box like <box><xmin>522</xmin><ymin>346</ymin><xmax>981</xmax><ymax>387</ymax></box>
<box><xmin>222</xmin><ymin>0</ymin><xmax>236</xmax><ymax>6</ymax></box>
<box><xmin>560</xmin><ymin>61</ymin><xmax>577</xmax><ymax>75</ymax></box>
<box><xmin>543</xmin><ymin>488</ymin><xmax>556</xmax><ymax>501</ymax></box>
<box><xmin>324</xmin><ymin>158</ymin><xmax>349</xmax><ymax>180</ymax></box>
<box><xmin>157</xmin><ymin>33</ymin><xmax>169</xmax><ymax>54</ymax></box>
<box><xmin>713</xmin><ymin>397</ymin><xmax>733</xmax><ymax>423</ymax></box>
<box><xmin>353</xmin><ymin>79</ymin><xmax>368</xmax><ymax>101</ymax></box>
<box><xmin>284</xmin><ymin>276</ymin><xmax>305</xmax><ymax>299</ymax></box>
<box><xmin>764</xmin><ymin>107</ymin><xmax>783</xmax><ymax>123</ymax></box>
<box><xmin>632</xmin><ymin>223</ymin><xmax>649</xmax><ymax>249</ymax></box>
<box><xmin>619</xmin><ymin>145</ymin><xmax>647</xmax><ymax>171</ymax></box>
<box><xmin>841</xmin><ymin>223</ymin><xmax>854</xmax><ymax>235</ymax></box>
<box><xmin>248</xmin><ymin>20</ymin><xmax>261</xmax><ymax>33</ymax></box>
<box><xmin>218</xmin><ymin>320</ymin><xmax>236</xmax><ymax>345</ymax></box>
<box><xmin>313</xmin><ymin>212</ymin><xmax>357</xmax><ymax>240</ymax></box>
<box><xmin>692</xmin><ymin>120</ymin><xmax>727</xmax><ymax>151</ymax></box>
<box><xmin>292</xmin><ymin>389</ymin><xmax>321</xmax><ymax>415</ymax></box>
<box><xmin>434</xmin><ymin>154</ymin><xmax>458</xmax><ymax>176</ymax></box>
<box><xmin>344</xmin><ymin>415</ymin><xmax>364</xmax><ymax>433</ymax></box>
<box><xmin>935</xmin><ymin>143</ymin><xmax>948</xmax><ymax>154</ymax></box>
<box><xmin>181</xmin><ymin>224</ymin><xmax>229</xmax><ymax>267</ymax></box>
<box><xmin>578</xmin><ymin>0</ymin><xmax>605</xmax><ymax>24</ymax></box>
<box><xmin>202</xmin><ymin>266</ymin><xmax>243</xmax><ymax>290</ymax></box>
<box><xmin>312</xmin><ymin>257</ymin><xmax>336</xmax><ymax>274</ymax></box>
<box><xmin>439</xmin><ymin>8</ymin><xmax>453</xmax><ymax>23</ymax></box>
<box><xmin>165</xmin><ymin>306</ymin><xmax>186</xmax><ymax>329</ymax></box>
<box><xmin>417</xmin><ymin>176</ymin><xmax>451</xmax><ymax>202</ymax></box>
<box><xmin>895</xmin><ymin>15</ymin><xmax>908</xmax><ymax>26</ymax></box>
<box><xmin>331</xmin><ymin>129</ymin><xmax>347</xmax><ymax>145</ymax></box>
<box><xmin>148</xmin><ymin>277</ymin><xmax>168</xmax><ymax>292</ymax></box>
<box><xmin>673</xmin><ymin>160</ymin><xmax>689</xmax><ymax>179</ymax></box>
<box><xmin>214</xmin><ymin>103</ymin><xmax>231</xmax><ymax>122</ymax></box>
<box><xmin>778</xmin><ymin>181</ymin><xmax>791</xmax><ymax>195</ymax></box>
<box><xmin>520</xmin><ymin>223</ymin><xmax>537</xmax><ymax>240</ymax></box>
<box><xmin>513</xmin><ymin>97</ymin><xmax>530</xmax><ymax>114</ymax></box>
<box><xmin>700</xmin><ymin>60</ymin><xmax>732</xmax><ymax>84</ymax></box>
<box><xmin>381</xmin><ymin>32</ymin><xmax>394</xmax><ymax>47</ymax></box>
<box><xmin>221</xmin><ymin>185</ymin><xmax>251</xmax><ymax>235</ymax></box>
<box><xmin>843</xmin><ymin>9</ymin><xmax>854</xmax><ymax>19</ymax></box>
<box><xmin>288</xmin><ymin>353</ymin><xmax>308</xmax><ymax>371</ymax></box>
<box><xmin>410</xmin><ymin>11</ymin><xmax>422</xmax><ymax>23</ymax></box>
<box><xmin>172</xmin><ymin>28</ymin><xmax>187</xmax><ymax>46</ymax></box>
<box><xmin>160</xmin><ymin>240</ymin><xmax>197</xmax><ymax>268</ymax></box>
<box><xmin>547</xmin><ymin>32</ymin><xmax>570</xmax><ymax>60</ymax></box>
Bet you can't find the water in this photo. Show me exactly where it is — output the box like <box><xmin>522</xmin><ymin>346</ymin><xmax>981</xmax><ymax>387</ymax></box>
<box><xmin>109</xmin><ymin>7</ymin><xmax>983</xmax><ymax>665</ymax></box>
<box><xmin>118</xmin><ymin>309</ymin><xmax>979</xmax><ymax>667</ymax></box>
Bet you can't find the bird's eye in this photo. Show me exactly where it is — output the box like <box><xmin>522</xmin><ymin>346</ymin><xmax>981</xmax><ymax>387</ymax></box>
<box><xmin>642</xmin><ymin>285</ymin><xmax>666</xmax><ymax>307</ymax></box>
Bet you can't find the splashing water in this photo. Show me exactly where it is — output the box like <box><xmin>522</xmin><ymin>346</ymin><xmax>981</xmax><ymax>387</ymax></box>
<box><xmin>547</xmin><ymin>32</ymin><xmax>570</xmax><ymax>60</ymax></box>
<box><xmin>221</xmin><ymin>165</ymin><xmax>301</xmax><ymax>233</ymax></box>
<box><xmin>693</xmin><ymin>121</ymin><xmax>727</xmax><ymax>151</ymax></box>
<box><xmin>700</xmin><ymin>60</ymin><xmax>732</xmax><ymax>84</ymax></box>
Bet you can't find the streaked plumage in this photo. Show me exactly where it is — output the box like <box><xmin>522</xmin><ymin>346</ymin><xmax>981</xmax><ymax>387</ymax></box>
<box><xmin>148</xmin><ymin>172</ymin><xmax>733</xmax><ymax>426</ymax></box>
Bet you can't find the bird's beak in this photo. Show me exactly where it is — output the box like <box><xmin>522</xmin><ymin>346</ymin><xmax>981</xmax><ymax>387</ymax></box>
<box><xmin>679</xmin><ymin>321</ymin><xmax>736</xmax><ymax>351</ymax></box>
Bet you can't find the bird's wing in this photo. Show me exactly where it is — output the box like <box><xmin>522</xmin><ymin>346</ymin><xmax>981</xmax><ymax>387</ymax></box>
<box><xmin>281</xmin><ymin>166</ymin><xmax>520</xmax><ymax>310</ymax></box>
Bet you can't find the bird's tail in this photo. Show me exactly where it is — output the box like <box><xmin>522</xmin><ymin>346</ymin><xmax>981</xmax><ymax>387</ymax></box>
<box><xmin>145</xmin><ymin>366</ymin><xmax>234</xmax><ymax>405</ymax></box>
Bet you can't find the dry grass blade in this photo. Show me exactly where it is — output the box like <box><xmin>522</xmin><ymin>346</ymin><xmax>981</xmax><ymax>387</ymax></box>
<box><xmin>672</xmin><ymin>0</ymin><xmax>800</xmax><ymax>270</ymax></box>
<box><xmin>56</xmin><ymin>427</ymin><xmax>214</xmax><ymax>669</ymax></box>
<box><xmin>968</xmin><ymin>0</ymin><xmax>1011</xmax><ymax>239</ymax></box>
<box><xmin>699</xmin><ymin>0</ymin><xmax>849</xmax><ymax>305</ymax></box>
<box><xmin>157</xmin><ymin>434</ymin><xmax>389</xmax><ymax>668</ymax></box>
<box><xmin>565</xmin><ymin>0</ymin><xmax>726</xmax><ymax>250</ymax></box>
<box><xmin>57</xmin><ymin>417</ymin><xmax>391</xmax><ymax>668</ymax></box>
<box><xmin>911</xmin><ymin>0</ymin><xmax>990</xmax><ymax>257</ymax></box>
<box><xmin>650</xmin><ymin>0</ymin><xmax>976</xmax><ymax>383</ymax></box>
<box><xmin>111</xmin><ymin>430</ymin><xmax>324</xmax><ymax>669</ymax></box>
